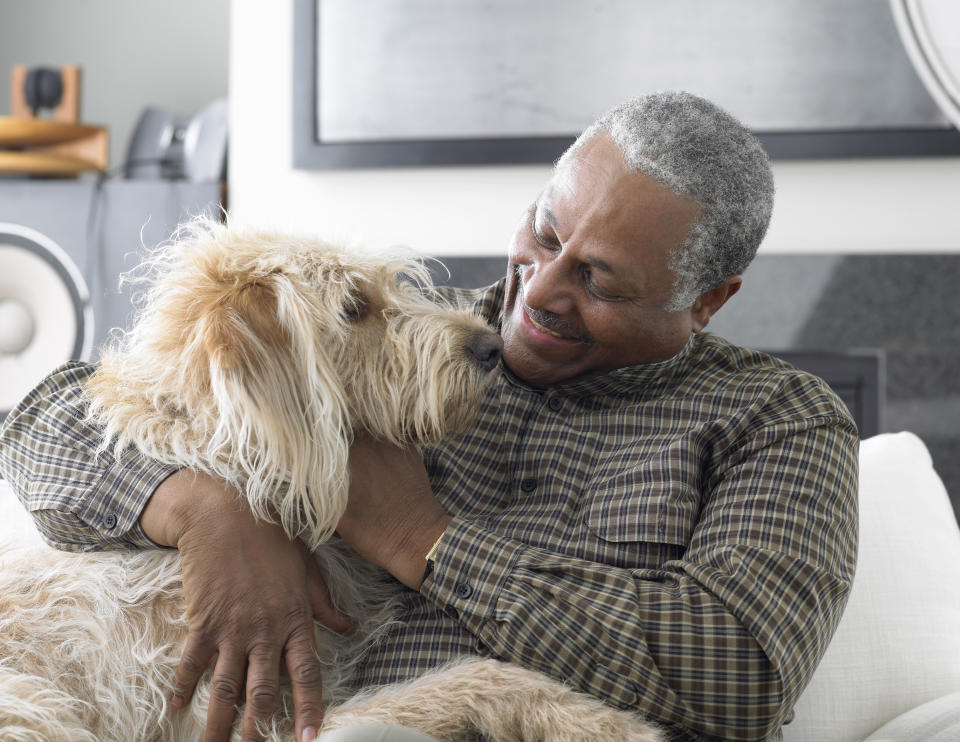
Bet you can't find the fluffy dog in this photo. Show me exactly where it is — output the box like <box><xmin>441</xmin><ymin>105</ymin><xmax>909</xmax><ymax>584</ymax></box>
<box><xmin>0</xmin><ymin>220</ymin><xmax>663</xmax><ymax>742</ymax></box>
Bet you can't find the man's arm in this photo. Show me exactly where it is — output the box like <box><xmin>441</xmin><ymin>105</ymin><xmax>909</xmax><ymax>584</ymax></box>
<box><xmin>0</xmin><ymin>362</ymin><xmax>349</xmax><ymax>742</ymax></box>
<box><xmin>141</xmin><ymin>470</ymin><xmax>350</xmax><ymax>742</ymax></box>
<box><xmin>0</xmin><ymin>361</ymin><xmax>179</xmax><ymax>550</ymax></box>
<box><xmin>341</xmin><ymin>416</ymin><xmax>858</xmax><ymax>741</ymax></box>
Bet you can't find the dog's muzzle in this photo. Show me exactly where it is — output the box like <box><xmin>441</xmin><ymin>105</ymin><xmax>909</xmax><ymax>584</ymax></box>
<box><xmin>466</xmin><ymin>331</ymin><xmax>503</xmax><ymax>372</ymax></box>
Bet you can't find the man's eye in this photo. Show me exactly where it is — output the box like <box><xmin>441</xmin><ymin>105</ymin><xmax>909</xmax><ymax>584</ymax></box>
<box><xmin>531</xmin><ymin>220</ymin><xmax>559</xmax><ymax>250</ymax></box>
<box><xmin>584</xmin><ymin>271</ymin><xmax>623</xmax><ymax>302</ymax></box>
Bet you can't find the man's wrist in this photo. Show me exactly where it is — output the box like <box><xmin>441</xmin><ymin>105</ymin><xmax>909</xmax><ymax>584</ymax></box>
<box><xmin>139</xmin><ymin>468</ymin><xmax>211</xmax><ymax>548</ymax></box>
<box><xmin>394</xmin><ymin>514</ymin><xmax>451</xmax><ymax>591</ymax></box>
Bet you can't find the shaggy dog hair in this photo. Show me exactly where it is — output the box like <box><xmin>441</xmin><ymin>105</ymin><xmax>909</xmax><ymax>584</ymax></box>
<box><xmin>0</xmin><ymin>220</ymin><xmax>663</xmax><ymax>742</ymax></box>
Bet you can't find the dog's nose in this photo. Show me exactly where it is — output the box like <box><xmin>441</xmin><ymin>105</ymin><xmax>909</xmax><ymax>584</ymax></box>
<box><xmin>466</xmin><ymin>331</ymin><xmax>503</xmax><ymax>371</ymax></box>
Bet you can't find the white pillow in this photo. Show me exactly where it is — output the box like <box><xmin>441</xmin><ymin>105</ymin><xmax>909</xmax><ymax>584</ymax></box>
<box><xmin>0</xmin><ymin>477</ymin><xmax>45</xmax><ymax>554</ymax></box>
<box><xmin>783</xmin><ymin>432</ymin><xmax>960</xmax><ymax>742</ymax></box>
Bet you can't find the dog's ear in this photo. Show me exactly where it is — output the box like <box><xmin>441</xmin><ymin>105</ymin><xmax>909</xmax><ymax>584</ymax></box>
<box><xmin>201</xmin><ymin>272</ymin><xmax>350</xmax><ymax>549</ymax></box>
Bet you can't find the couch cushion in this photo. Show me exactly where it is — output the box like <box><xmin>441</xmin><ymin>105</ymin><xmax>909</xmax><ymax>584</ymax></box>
<box><xmin>783</xmin><ymin>432</ymin><xmax>960</xmax><ymax>742</ymax></box>
<box><xmin>0</xmin><ymin>476</ymin><xmax>44</xmax><ymax>553</ymax></box>
<box><xmin>862</xmin><ymin>691</ymin><xmax>960</xmax><ymax>742</ymax></box>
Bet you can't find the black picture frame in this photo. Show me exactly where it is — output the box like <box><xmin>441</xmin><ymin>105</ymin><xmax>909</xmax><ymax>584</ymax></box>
<box><xmin>292</xmin><ymin>0</ymin><xmax>960</xmax><ymax>169</ymax></box>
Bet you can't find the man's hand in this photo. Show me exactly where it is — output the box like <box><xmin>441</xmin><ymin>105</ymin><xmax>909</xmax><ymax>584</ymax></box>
<box><xmin>141</xmin><ymin>470</ymin><xmax>351</xmax><ymax>742</ymax></box>
<box><xmin>338</xmin><ymin>435</ymin><xmax>452</xmax><ymax>590</ymax></box>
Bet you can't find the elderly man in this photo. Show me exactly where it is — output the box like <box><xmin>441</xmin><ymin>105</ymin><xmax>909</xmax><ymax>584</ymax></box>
<box><xmin>0</xmin><ymin>92</ymin><xmax>858</xmax><ymax>742</ymax></box>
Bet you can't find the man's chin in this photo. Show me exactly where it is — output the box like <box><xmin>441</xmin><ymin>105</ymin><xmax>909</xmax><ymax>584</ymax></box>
<box><xmin>501</xmin><ymin>331</ymin><xmax>577</xmax><ymax>388</ymax></box>
<box><xmin>502</xmin><ymin>356</ymin><xmax>556</xmax><ymax>388</ymax></box>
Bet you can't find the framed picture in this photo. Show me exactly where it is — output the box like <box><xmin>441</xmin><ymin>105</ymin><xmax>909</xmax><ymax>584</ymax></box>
<box><xmin>293</xmin><ymin>0</ymin><xmax>960</xmax><ymax>168</ymax></box>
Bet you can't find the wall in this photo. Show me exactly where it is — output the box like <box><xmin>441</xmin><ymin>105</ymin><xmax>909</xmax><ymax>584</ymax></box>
<box><xmin>229</xmin><ymin>0</ymin><xmax>960</xmax><ymax>255</ymax></box>
<box><xmin>227</xmin><ymin>0</ymin><xmax>960</xmax><ymax>514</ymax></box>
<box><xmin>0</xmin><ymin>0</ymin><xmax>230</xmax><ymax>168</ymax></box>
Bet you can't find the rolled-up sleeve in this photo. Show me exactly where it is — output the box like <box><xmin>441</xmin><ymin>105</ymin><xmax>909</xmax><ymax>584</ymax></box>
<box><xmin>0</xmin><ymin>361</ymin><xmax>178</xmax><ymax>551</ymax></box>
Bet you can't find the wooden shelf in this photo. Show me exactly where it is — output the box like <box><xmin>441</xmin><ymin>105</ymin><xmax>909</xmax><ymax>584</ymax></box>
<box><xmin>0</xmin><ymin>116</ymin><xmax>108</xmax><ymax>175</ymax></box>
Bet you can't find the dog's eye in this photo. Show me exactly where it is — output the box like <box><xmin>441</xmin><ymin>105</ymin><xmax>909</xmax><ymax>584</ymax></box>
<box><xmin>342</xmin><ymin>295</ymin><xmax>369</xmax><ymax>321</ymax></box>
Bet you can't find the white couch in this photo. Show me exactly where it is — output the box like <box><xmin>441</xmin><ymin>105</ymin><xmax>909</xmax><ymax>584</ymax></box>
<box><xmin>783</xmin><ymin>432</ymin><xmax>960</xmax><ymax>741</ymax></box>
<box><xmin>2</xmin><ymin>432</ymin><xmax>959</xmax><ymax>740</ymax></box>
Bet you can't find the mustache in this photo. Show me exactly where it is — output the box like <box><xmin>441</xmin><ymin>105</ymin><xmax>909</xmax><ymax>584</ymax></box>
<box><xmin>516</xmin><ymin>266</ymin><xmax>593</xmax><ymax>343</ymax></box>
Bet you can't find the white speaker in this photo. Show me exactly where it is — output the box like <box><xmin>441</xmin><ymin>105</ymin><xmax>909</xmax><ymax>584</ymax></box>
<box><xmin>0</xmin><ymin>180</ymin><xmax>221</xmax><ymax>419</ymax></box>
<box><xmin>0</xmin><ymin>222</ymin><xmax>94</xmax><ymax>415</ymax></box>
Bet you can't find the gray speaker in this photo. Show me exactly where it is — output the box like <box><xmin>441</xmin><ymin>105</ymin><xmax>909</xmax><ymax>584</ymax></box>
<box><xmin>0</xmin><ymin>180</ymin><xmax>221</xmax><ymax>418</ymax></box>
<box><xmin>127</xmin><ymin>99</ymin><xmax>228</xmax><ymax>182</ymax></box>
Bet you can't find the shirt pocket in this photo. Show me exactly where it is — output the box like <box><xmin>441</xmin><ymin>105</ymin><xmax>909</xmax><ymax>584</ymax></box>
<box><xmin>584</xmin><ymin>469</ymin><xmax>700</xmax><ymax>549</ymax></box>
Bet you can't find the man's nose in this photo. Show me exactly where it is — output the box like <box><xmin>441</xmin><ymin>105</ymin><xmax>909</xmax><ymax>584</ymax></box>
<box><xmin>521</xmin><ymin>253</ymin><xmax>573</xmax><ymax>314</ymax></box>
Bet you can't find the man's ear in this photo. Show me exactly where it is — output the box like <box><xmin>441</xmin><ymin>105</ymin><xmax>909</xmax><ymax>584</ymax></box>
<box><xmin>690</xmin><ymin>275</ymin><xmax>742</xmax><ymax>332</ymax></box>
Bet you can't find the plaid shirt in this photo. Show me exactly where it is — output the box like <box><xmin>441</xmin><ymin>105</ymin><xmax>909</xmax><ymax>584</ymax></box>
<box><xmin>0</xmin><ymin>279</ymin><xmax>858</xmax><ymax>741</ymax></box>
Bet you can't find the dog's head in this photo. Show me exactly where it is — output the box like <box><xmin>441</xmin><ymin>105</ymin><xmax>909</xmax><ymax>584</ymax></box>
<box><xmin>87</xmin><ymin>218</ymin><xmax>500</xmax><ymax>548</ymax></box>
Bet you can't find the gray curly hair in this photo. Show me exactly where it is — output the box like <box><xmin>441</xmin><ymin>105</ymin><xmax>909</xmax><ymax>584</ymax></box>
<box><xmin>560</xmin><ymin>91</ymin><xmax>775</xmax><ymax>311</ymax></box>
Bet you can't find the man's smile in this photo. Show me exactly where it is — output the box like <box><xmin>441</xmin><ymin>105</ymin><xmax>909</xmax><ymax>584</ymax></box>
<box><xmin>527</xmin><ymin>311</ymin><xmax>573</xmax><ymax>340</ymax></box>
<box><xmin>521</xmin><ymin>303</ymin><xmax>581</xmax><ymax>343</ymax></box>
<box><xmin>513</xmin><ymin>265</ymin><xmax>592</xmax><ymax>346</ymax></box>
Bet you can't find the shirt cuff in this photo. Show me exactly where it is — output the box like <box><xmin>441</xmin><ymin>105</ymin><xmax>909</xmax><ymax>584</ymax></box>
<box><xmin>419</xmin><ymin>516</ymin><xmax>525</xmax><ymax>633</ymax></box>
<box><xmin>78</xmin><ymin>445</ymin><xmax>181</xmax><ymax>548</ymax></box>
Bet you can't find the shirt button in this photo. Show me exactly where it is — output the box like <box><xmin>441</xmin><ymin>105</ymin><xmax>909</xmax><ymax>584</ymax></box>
<box><xmin>520</xmin><ymin>477</ymin><xmax>537</xmax><ymax>493</ymax></box>
<box><xmin>454</xmin><ymin>582</ymin><xmax>473</xmax><ymax>599</ymax></box>
<box><xmin>547</xmin><ymin>396</ymin><xmax>563</xmax><ymax>412</ymax></box>
<box><xmin>103</xmin><ymin>513</ymin><xmax>118</xmax><ymax>529</ymax></box>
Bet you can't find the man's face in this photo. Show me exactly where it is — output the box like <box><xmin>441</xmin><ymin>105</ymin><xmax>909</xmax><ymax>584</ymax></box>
<box><xmin>500</xmin><ymin>133</ymin><xmax>704</xmax><ymax>387</ymax></box>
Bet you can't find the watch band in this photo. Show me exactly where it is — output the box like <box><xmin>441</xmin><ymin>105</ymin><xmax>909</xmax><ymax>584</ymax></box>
<box><xmin>421</xmin><ymin>530</ymin><xmax>446</xmax><ymax>582</ymax></box>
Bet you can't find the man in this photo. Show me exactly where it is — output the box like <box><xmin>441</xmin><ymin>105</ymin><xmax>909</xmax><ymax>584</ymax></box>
<box><xmin>0</xmin><ymin>92</ymin><xmax>858</xmax><ymax>742</ymax></box>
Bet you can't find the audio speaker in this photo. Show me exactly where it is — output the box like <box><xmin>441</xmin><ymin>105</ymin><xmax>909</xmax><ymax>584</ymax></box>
<box><xmin>126</xmin><ymin>98</ymin><xmax>228</xmax><ymax>182</ymax></box>
<box><xmin>11</xmin><ymin>65</ymin><xmax>81</xmax><ymax>122</ymax></box>
<box><xmin>0</xmin><ymin>180</ymin><xmax>221</xmax><ymax>419</ymax></box>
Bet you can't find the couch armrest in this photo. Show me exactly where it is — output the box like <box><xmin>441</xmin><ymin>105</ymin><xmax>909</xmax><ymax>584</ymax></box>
<box><xmin>782</xmin><ymin>432</ymin><xmax>960</xmax><ymax>742</ymax></box>
<box><xmin>863</xmin><ymin>691</ymin><xmax>960</xmax><ymax>741</ymax></box>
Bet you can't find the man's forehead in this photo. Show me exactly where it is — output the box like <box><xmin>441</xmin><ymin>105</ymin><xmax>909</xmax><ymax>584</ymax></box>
<box><xmin>547</xmin><ymin>139</ymin><xmax>618</xmax><ymax>201</ymax></box>
<box><xmin>537</xmin><ymin>163</ymin><xmax>617</xmax><ymax>224</ymax></box>
<box><xmin>550</xmin><ymin>134</ymin><xmax>700</xmax><ymax>214</ymax></box>
<box><xmin>535</xmin><ymin>168</ymin><xmax>632</xmax><ymax>234</ymax></box>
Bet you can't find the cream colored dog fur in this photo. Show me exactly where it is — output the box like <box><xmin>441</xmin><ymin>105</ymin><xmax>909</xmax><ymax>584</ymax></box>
<box><xmin>0</xmin><ymin>220</ymin><xmax>663</xmax><ymax>742</ymax></box>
